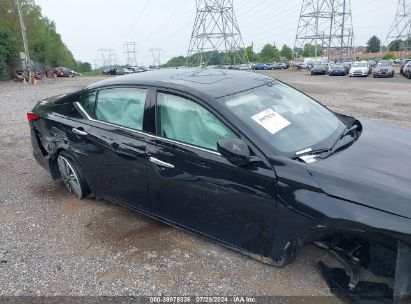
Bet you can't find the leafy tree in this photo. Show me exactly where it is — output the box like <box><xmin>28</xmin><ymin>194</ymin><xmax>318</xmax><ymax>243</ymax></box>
<box><xmin>280</xmin><ymin>44</ymin><xmax>293</xmax><ymax>60</ymax></box>
<box><xmin>260</xmin><ymin>44</ymin><xmax>280</xmax><ymax>63</ymax></box>
<box><xmin>245</xmin><ymin>45</ymin><xmax>256</xmax><ymax>62</ymax></box>
<box><xmin>302</xmin><ymin>44</ymin><xmax>323</xmax><ymax>57</ymax></box>
<box><xmin>0</xmin><ymin>26</ymin><xmax>18</xmax><ymax>79</ymax></box>
<box><xmin>383</xmin><ymin>52</ymin><xmax>395</xmax><ymax>60</ymax></box>
<box><xmin>163</xmin><ymin>56</ymin><xmax>186</xmax><ymax>67</ymax></box>
<box><xmin>366</xmin><ymin>35</ymin><xmax>381</xmax><ymax>53</ymax></box>
<box><xmin>0</xmin><ymin>0</ymin><xmax>77</xmax><ymax>78</ymax></box>
<box><xmin>389</xmin><ymin>39</ymin><xmax>402</xmax><ymax>51</ymax></box>
<box><xmin>76</xmin><ymin>61</ymin><xmax>92</xmax><ymax>73</ymax></box>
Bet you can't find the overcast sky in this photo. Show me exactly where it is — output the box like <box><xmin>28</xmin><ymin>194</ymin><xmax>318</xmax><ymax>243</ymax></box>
<box><xmin>35</xmin><ymin>0</ymin><xmax>396</xmax><ymax>66</ymax></box>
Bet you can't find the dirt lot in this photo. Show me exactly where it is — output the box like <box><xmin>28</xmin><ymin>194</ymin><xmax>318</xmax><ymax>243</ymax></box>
<box><xmin>0</xmin><ymin>71</ymin><xmax>410</xmax><ymax>299</ymax></box>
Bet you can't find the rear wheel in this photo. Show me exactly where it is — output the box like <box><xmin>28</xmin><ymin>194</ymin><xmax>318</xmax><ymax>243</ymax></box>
<box><xmin>57</xmin><ymin>152</ymin><xmax>89</xmax><ymax>199</ymax></box>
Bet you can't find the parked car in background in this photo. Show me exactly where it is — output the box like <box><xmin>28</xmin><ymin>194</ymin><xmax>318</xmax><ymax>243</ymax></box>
<box><xmin>265</xmin><ymin>63</ymin><xmax>276</xmax><ymax>70</ymax></box>
<box><xmin>115</xmin><ymin>68</ymin><xmax>132</xmax><ymax>75</ymax></box>
<box><xmin>329</xmin><ymin>64</ymin><xmax>347</xmax><ymax>76</ymax></box>
<box><xmin>54</xmin><ymin>67</ymin><xmax>76</xmax><ymax>77</ymax></box>
<box><xmin>400</xmin><ymin>59</ymin><xmax>411</xmax><ymax>75</ymax></box>
<box><xmin>296</xmin><ymin>62</ymin><xmax>308</xmax><ymax>69</ymax></box>
<box><xmin>103</xmin><ymin>68</ymin><xmax>117</xmax><ymax>75</ymax></box>
<box><xmin>349</xmin><ymin>62</ymin><xmax>371</xmax><ymax>77</ymax></box>
<box><xmin>128</xmin><ymin>67</ymin><xmax>148</xmax><ymax>73</ymax></box>
<box><xmin>252</xmin><ymin>64</ymin><xmax>268</xmax><ymax>70</ymax></box>
<box><xmin>342</xmin><ymin>62</ymin><xmax>352</xmax><ymax>74</ymax></box>
<box><xmin>373</xmin><ymin>60</ymin><xmax>395</xmax><ymax>78</ymax></box>
<box><xmin>404</xmin><ymin>62</ymin><xmax>411</xmax><ymax>79</ymax></box>
<box><xmin>273</xmin><ymin>62</ymin><xmax>288</xmax><ymax>69</ymax></box>
<box><xmin>238</xmin><ymin>64</ymin><xmax>251</xmax><ymax>70</ymax></box>
<box><xmin>310</xmin><ymin>64</ymin><xmax>328</xmax><ymax>75</ymax></box>
<box><xmin>367</xmin><ymin>60</ymin><xmax>377</xmax><ymax>68</ymax></box>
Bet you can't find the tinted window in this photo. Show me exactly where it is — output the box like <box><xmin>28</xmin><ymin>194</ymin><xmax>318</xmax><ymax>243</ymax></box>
<box><xmin>157</xmin><ymin>93</ymin><xmax>237</xmax><ymax>151</ymax></box>
<box><xmin>80</xmin><ymin>91</ymin><xmax>97</xmax><ymax>117</ymax></box>
<box><xmin>96</xmin><ymin>88</ymin><xmax>147</xmax><ymax>131</ymax></box>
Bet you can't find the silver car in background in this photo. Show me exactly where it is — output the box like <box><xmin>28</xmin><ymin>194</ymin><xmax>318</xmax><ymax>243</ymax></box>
<box><xmin>349</xmin><ymin>61</ymin><xmax>371</xmax><ymax>77</ymax></box>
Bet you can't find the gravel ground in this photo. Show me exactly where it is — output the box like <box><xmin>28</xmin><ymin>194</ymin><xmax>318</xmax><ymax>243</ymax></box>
<box><xmin>0</xmin><ymin>71</ymin><xmax>409</xmax><ymax>300</ymax></box>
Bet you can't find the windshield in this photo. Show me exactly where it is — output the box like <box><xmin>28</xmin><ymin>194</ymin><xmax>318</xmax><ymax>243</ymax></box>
<box><xmin>378</xmin><ymin>61</ymin><xmax>392</xmax><ymax>67</ymax></box>
<box><xmin>314</xmin><ymin>65</ymin><xmax>325</xmax><ymax>68</ymax></box>
<box><xmin>221</xmin><ymin>82</ymin><xmax>346</xmax><ymax>155</ymax></box>
<box><xmin>353</xmin><ymin>63</ymin><xmax>367</xmax><ymax>68</ymax></box>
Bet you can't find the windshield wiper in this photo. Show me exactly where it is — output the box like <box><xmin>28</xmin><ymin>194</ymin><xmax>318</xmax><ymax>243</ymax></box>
<box><xmin>294</xmin><ymin>120</ymin><xmax>362</xmax><ymax>162</ymax></box>
<box><xmin>318</xmin><ymin>120</ymin><xmax>362</xmax><ymax>159</ymax></box>
<box><xmin>293</xmin><ymin>148</ymin><xmax>331</xmax><ymax>160</ymax></box>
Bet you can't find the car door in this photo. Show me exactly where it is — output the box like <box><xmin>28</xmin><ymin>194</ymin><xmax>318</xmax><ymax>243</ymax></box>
<box><xmin>146</xmin><ymin>90</ymin><xmax>278</xmax><ymax>257</ymax></box>
<box><xmin>74</xmin><ymin>87</ymin><xmax>151</xmax><ymax>211</ymax></box>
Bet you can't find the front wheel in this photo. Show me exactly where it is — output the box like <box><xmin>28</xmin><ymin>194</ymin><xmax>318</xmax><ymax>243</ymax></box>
<box><xmin>57</xmin><ymin>152</ymin><xmax>89</xmax><ymax>199</ymax></box>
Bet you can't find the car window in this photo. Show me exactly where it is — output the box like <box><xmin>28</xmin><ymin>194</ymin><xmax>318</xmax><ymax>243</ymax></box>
<box><xmin>95</xmin><ymin>88</ymin><xmax>147</xmax><ymax>131</ymax></box>
<box><xmin>80</xmin><ymin>91</ymin><xmax>97</xmax><ymax>117</ymax></box>
<box><xmin>156</xmin><ymin>92</ymin><xmax>237</xmax><ymax>151</ymax></box>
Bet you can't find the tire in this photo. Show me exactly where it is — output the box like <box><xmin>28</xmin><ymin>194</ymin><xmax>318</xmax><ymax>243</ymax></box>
<box><xmin>373</xmin><ymin>74</ymin><xmax>376</xmax><ymax>78</ymax></box>
<box><xmin>57</xmin><ymin>151</ymin><xmax>89</xmax><ymax>199</ymax></box>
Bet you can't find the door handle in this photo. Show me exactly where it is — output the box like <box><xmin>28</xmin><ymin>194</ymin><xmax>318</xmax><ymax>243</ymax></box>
<box><xmin>149</xmin><ymin>157</ymin><xmax>174</xmax><ymax>169</ymax></box>
<box><xmin>72</xmin><ymin>128</ymin><xmax>88</xmax><ymax>136</ymax></box>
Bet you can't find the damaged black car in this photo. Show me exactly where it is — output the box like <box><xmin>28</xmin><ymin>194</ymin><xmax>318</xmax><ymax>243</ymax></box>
<box><xmin>28</xmin><ymin>69</ymin><xmax>411</xmax><ymax>302</ymax></box>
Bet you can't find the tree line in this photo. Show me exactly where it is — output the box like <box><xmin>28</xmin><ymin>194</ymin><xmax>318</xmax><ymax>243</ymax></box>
<box><xmin>366</xmin><ymin>35</ymin><xmax>411</xmax><ymax>53</ymax></box>
<box><xmin>0</xmin><ymin>0</ymin><xmax>90</xmax><ymax>80</ymax></box>
<box><xmin>162</xmin><ymin>42</ymin><xmax>326</xmax><ymax>68</ymax></box>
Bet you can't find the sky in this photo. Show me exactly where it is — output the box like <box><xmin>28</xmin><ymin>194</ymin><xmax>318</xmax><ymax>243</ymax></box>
<box><xmin>35</xmin><ymin>0</ymin><xmax>396</xmax><ymax>67</ymax></box>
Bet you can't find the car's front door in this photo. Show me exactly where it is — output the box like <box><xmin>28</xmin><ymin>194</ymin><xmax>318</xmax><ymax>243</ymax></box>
<box><xmin>76</xmin><ymin>87</ymin><xmax>151</xmax><ymax>211</ymax></box>
<box><xmin>147</xmin><ymin>91</ymin><xmax>277</xmax><ymax>257</ymax></box>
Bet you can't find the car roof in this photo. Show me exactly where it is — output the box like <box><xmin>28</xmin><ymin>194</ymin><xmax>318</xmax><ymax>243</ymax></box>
<box><xmin>87</xmin><ymin>68</ymin><xmax>274</xmax><ymax>99</ymax></box>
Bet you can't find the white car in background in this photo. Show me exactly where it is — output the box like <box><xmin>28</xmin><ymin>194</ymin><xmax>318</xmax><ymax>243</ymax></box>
<box><xmin>349</xmin><ymin>61</ymin><xmax>371</xmax><ymax>77</ymax></box>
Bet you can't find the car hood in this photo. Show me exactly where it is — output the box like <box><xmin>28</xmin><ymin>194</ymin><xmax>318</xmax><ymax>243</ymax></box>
<box><xmin>307</xmin><ymin>119</ymin><xmax>411</xmax><ymax>219</ymax></box>
<box><xmin>351</xmin><ymin>67</ymin><xmax>368</xmax><ymax>72</ymax></box>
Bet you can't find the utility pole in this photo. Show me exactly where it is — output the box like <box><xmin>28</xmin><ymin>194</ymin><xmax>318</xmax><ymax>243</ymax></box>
<box><xmin>187</xmin><ymin>0</ymin><xmax>248</xmax><ymax>67</ymax></box>
<box><xmin>294</xmin><ymin>0</ymin><xmax>354</xmax><ymax>62</ymax></box>
<box><xmin>386</xmin><ymin>0</ymin><xmax>411</xmax><ymax>56</ymax></box>
<box><xmin>124</xmin><ymin>42</ymin><xmax>138</xmax><ymax>67</ymax></box>
<box><xmin>97</xmin><ymin>48</ymin><xmax>114</xmax><ymax>68</ymax></box>
<box><xmin>150</xmin><ymin>48</ymin><xmax>162</xmax><ymax>68</ymax></box>
<box><xmin>16</xmin><ymin>0</ymin><xmax>33</xmax><ymax>82</ymax></box>
<box><xmin>340</xmin><ymin>0</ymin><xmax>346</xmax><ymax>59</ymax></box>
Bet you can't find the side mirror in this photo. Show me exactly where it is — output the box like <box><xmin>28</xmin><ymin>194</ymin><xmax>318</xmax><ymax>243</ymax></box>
<box><xmin>217</xmin><ymin>138</ymin><xmax>250</xmax><ymax>166</ymax></box>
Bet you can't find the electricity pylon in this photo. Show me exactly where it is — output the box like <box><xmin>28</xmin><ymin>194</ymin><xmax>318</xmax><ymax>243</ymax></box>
<box><xmin>294</xmin><ymin>0</ymin><xmax>355</xmax><ymax>61</ymax></box>
<box><xmin>124</xmin><ymin>42</ymin><xmax>138</xmax><ymax>67</ymax></box>
<box><xmin>150</xmin><ymin>48</ymin><xmax>162</xmax><ymax>68</ymax></box>
<box><xmin>386</xmin><ymin>0</ymin><xmax>411</xmax><ymax>54</ymax></box>
<box><xmin>98</xmin><ymin>48</ymin><xmax>114</xmax><ymax>68</ymax></box>
<box><xmin>187</xmin><ymin>0</ymin><xmax>248</xmax><ymax>66</ymax></box>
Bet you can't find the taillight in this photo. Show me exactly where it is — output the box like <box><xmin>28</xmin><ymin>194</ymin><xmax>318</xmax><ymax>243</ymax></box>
<box><xmin>27</xmin><ymin>113</ymin><xmax>40</xmax><ymax>121</ymax></box>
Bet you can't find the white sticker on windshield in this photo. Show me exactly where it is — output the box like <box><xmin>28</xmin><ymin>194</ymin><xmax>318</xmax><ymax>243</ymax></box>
<box><xmin>252</xmin><ymin>109</ymin><xmax>290</xmax><ymax>134</ymax></box>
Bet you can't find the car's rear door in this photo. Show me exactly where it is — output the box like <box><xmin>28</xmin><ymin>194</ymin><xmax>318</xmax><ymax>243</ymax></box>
<box><xmin>146</xmin><ymin>90</ymin><xmax>277</xmax><ymax>257</ymax></box>
<box><xmin>75</xmin><ymin>87</ymin><xmax>152</xmax><ymax>211</ymax></box>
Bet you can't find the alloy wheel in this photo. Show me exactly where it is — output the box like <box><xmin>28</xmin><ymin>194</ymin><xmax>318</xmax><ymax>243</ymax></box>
<box><xmin>57</xmin><ymin>156</ymin><xmax>83</xmax><ymax>198</ymax></box>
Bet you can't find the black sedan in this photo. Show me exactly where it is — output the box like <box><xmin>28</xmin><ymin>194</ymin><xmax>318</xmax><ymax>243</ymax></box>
<box><xmin>28</xmin><ymin>69</ymin><xmax>411</xmax><ymax>301</ymax></box>
<box><xmin>329</xmin><ymin>64</ymin><xmax>347</xmax><ymax>76</ymax></box>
